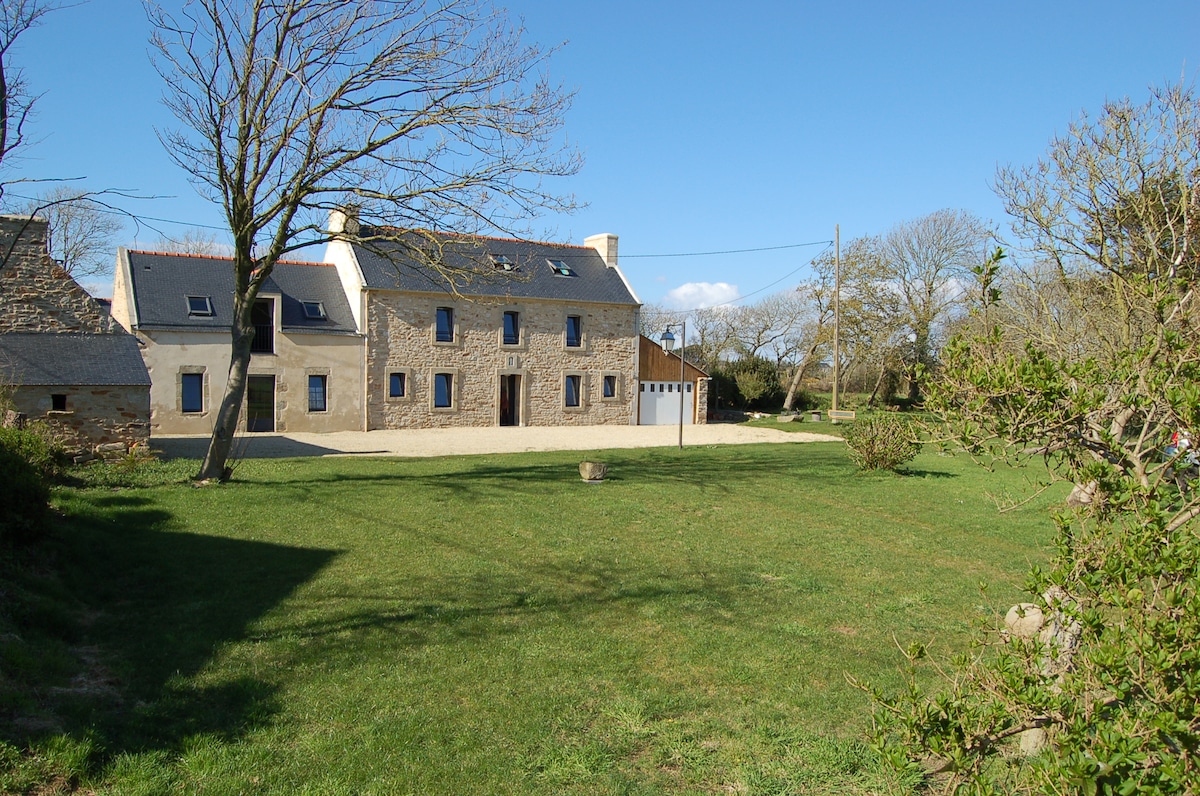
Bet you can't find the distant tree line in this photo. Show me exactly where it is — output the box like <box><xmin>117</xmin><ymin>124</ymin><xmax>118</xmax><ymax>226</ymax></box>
<box><xmin>641</xmin><ymin>208</ymin><xmax>994</xmax><ymax>412</ymax></box>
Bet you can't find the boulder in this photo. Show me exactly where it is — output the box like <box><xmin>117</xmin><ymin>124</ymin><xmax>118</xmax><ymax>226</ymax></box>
<box><xmin>1004</xmin><ymin>603</ymin><xmax>1045</xmax><ymax>638</ymax></box>
<box><xmin>579</xmin><ymin>461</ymin><xmax>607</xmax><ymax>483</ymax></box>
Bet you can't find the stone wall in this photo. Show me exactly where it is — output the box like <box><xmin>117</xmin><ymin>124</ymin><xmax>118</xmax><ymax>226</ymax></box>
<box><xmin>365</xmin><ymin>292</ymin><xmax>638</xmax><ymax>429</ymax></box>
<box><xmin>0</xmin><ymin>216</ymin><xmax>110</xmax><ymax>333</ymax></box>
<box><xmin>0</xmin><ymin>214</ymin><xmax>151</xmax><ymax>453</ymax></box>
<box><xmin>9</xmin><ymin>385</ymin><xmax>150</xmax><ymax>453</ymax></box>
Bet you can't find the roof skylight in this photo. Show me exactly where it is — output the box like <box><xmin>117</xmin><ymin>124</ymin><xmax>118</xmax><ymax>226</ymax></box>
<box><xmin>489</xmin><ymin>253</ymin><xmax>516</xmax><ymax>271</ymax></box>
<box><xmin>547</xmin><ymin>259</ymin><xmax>576</xmax><ymax>277</ymax></box>
<box><xmin>186</xmin><ymin>295</ymin><xmax>214</xmax><ymax>316</ymax></box>
<box><xmin>301</xmin><ymin>301</ymin><xmax>327</xmax><ymax>320</ymax></box>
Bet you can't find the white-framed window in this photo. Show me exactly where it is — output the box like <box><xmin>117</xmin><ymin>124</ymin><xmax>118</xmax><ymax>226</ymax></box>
<box><xmin>301</xmin><ymin>301</ymin><xmax>327</xmax><ymax>320</ymax></box>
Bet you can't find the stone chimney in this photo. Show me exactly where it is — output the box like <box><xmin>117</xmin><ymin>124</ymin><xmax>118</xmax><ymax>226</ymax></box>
<box><xmin>584</xmin><ymin>233</ymin><xmax>618</xmax><ymax>268</ymax></box>
<box><xmin>328</xmin><ymin>205</ymin><xmax>361</xmax><ymax>237</ymax></box>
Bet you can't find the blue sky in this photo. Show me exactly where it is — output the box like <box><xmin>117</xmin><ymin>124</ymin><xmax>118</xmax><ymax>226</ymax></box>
<box><xmin>6</xmin><ymin>2</ymin><xmax>1199</xmax><ymax>303</ymax></box>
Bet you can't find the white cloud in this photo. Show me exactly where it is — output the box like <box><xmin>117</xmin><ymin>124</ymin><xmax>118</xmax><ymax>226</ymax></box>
<box><xmin>662</xmin><ymin>281</ymin><xmax>740</xmax><ymax>310</ymax></box>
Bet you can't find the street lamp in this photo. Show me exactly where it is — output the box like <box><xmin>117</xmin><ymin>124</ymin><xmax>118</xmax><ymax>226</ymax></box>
<box><xmin>659</xmin><ymin>321</ymin><xmax>687</xmax><ymax>449</ymax></box>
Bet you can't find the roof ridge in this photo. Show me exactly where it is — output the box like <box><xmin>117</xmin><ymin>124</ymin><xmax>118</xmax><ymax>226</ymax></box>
<box><xmin>362</xmin><ymin>226</ymin><xmax>591</xmax><ymax>250</ymax></box>
<box><xmin>127</xmin><ymin>250</ymin><xmax>330</xmax><ymax>266</ymax></box>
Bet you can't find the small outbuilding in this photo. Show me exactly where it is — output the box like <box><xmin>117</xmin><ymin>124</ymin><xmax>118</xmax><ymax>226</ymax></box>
<box><xmin>0</xmin><ymin>215</ymin><xmax>151</xmax><ymax>453</ymax></box>
<box><xmin>637</xmin><ymin>335</ymin><xmax>709</xmax><ymax>425</ymax></box>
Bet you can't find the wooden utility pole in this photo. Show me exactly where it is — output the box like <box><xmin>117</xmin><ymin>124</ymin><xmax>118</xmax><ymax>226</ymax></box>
<box><xmin>832</xmin><ymin>224</ymin><xmax>840</xmax><ymax>414</ymax></box>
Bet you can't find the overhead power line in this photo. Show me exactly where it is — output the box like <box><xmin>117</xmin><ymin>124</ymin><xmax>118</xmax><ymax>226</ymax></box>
<box><xmin>622</xmin><ymin>240</ymin><xmax>831</xmax><ymax>259</ymax></box>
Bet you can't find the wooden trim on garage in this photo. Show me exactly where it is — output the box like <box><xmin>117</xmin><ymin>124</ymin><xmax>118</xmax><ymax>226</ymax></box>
<box><xmin>638</xmin><ymin>335</ymin><xmax>709</xmax><ymax>382</ymax></box>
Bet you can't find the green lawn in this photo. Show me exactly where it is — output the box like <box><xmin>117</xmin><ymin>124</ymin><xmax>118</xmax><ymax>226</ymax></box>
<box><xmin>5</xmin><ymin>442</ymin><xmax>1060</xmax><ymax>794</ymax></box>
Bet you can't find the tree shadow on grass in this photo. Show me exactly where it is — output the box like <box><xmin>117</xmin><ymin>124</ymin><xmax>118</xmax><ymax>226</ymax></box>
<box><xmin>25</xmin><ymin>493</ymin><xmax>341</xmax><ymax>761</ymax></box>
<box><xmin>227</xmin><ymin>444</ymin><xmax>860</xmax><ymax>500</ymax></box>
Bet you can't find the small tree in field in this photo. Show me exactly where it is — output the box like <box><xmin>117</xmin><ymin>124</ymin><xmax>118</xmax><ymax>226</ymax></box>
<box><xmin>867</xmin><ymin>82</ymin><xmax>1200</xmax><ymax>795</ymax></box>
<box><xmin>148</xmin><ymin>0</ymin><xmax>580</xmax><ymax>480</ymax></box>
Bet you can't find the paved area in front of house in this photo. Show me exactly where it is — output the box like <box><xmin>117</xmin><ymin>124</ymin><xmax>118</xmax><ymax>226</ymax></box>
<box><xmin>154</xmin><ymin>424</ymin><xmax>842</xmax><ymax>460</ymax></box>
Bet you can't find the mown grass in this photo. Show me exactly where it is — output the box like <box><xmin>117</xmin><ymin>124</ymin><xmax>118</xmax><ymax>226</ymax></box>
<box><xmin>2</xmin><ymin>442</ymin><xmax>1062</xmax><ymax>794</ymax></box>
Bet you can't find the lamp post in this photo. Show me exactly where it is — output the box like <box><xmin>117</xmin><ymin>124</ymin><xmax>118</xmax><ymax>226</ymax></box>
<box><xmin>659</xmin><ymin>321</ymin><xmax>687</xmax><ymax>449</ymax></box>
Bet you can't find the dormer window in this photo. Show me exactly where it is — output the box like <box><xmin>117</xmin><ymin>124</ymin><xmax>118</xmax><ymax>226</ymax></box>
<box><xmin>187</xmin><ymin>295</ymin><xmax>214</xmax><ymax>316</ymax></box>
<box><xmin>301</xmin><ymin>301</ymin><xmax>327</xmax><ymax>320</ymax></box>
<box><xmin>548</xmin><ymin>259</ymin><xmax>576</xmax><ymax>277</ymax></box>
<box><xmin>490</xmin><ymin>253</ymin><xmax>516</xmax><ymax>271</ymax></box>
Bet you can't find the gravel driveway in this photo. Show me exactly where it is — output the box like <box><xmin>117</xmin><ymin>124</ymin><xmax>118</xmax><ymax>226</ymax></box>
<box><xmin>154</xmin><ymin>424</ymin><xmax>841</xmax><ymax>460</ymax></box>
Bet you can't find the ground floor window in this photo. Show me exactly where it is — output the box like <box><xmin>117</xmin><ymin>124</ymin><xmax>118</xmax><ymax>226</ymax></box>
<box><xmin>182</xmin><ymin>373</ymin><xmax>204</xmax><ymax>413</ymax></box>
<box><xmin>565</xmin><ymin>374</ymin><xmax>581</xmax><ymax>407</ymax></box>
<box><xmin>434</xmin><ymin>372</ymin><xmax>454</xmax><ymax>408</ymax></box>
<box><xmin>389</xmin><ymin>372</ymin><xmax>406</xmax><ymax>398</ymax></box>
<box><xmin>308</xmin><ymin>374</ymin><xmax>327</xmax><ymax>412</ymax></box>
<box><xmin>603</xmin><ymin>374</ymin><xmax>617</xmax><ymax>399</ymax></box>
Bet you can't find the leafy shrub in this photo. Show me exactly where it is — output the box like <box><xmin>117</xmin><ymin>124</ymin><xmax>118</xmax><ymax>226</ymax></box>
<box><xmin>0</xmin><ymin>442</ymin><xmax>49</xmax><ymax>546</ymax></box>
<box><xmin>841</xmin><ymin>414</ymin><xmax>920</xmax><ymax>471</ymax></box>
<box><xmin>0</xmin><ymin>425</ymin><xmax>67</xmax><ymax>480</ymax></box>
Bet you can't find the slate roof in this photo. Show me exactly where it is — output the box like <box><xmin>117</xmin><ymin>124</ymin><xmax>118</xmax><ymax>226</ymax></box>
<box><xmin>122</xmin><ymin>250</ymin><xmax>358</xmax><ymax>334</ymax></box>
<box><xmin>0</xmin><ymin>332</ymin><xmax>151</xmax><ymax>386</ymax></box>
<box><xmin>351</xmin><ymin>228</ymin><xmax>640</xmax><ymax>306</ymax></box>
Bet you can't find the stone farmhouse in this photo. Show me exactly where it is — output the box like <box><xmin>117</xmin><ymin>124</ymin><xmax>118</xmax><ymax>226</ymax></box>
<box><xmin>109</xmin><ymin>250</ymin><xmax>363</xmax><ymax>435</ymax></box>
<box><xmin>323</xmin><ymin>213</ymin><xmax>644</xmax><ymax>429</ymax></box>
<box><xmin>0</xmin><ymin>215</ymin><xmax>151</xmax><ymax>453</ymax></box>
<box><xmin>112</xmin><ymin>214</ymin><xmax>692</xmax><ymax>433</ymax></box>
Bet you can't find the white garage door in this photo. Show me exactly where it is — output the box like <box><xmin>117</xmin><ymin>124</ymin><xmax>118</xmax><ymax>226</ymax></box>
<box><xmin>639</xmin><ymin>381</ymin><xmax>694</xmax><ymax>425</ymax></box>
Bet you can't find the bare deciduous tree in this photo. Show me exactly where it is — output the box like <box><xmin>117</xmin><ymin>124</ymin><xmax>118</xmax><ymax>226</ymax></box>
<box><xmin>879</xmin><ymin>209</ymin><xmax>992</xmax><ymax>400</ymax></box>
<box><xmin>0</xmin><ymin>0</ymin><xmax>52</xmax><ymax>186</ymax></box>
<box><xmin>153</xmin><ymin>228</ymin><xmax>229</xmax><ymax>257</ymax></box>
<box><xmin>148</xmin><ymin>0</ymin><xmax>581</xmax><ymax>480</ymax></box>
<box><xmin>21</xmin><ymin>186</ymin><xmax>122</xmax><ymax>277</ymax></box>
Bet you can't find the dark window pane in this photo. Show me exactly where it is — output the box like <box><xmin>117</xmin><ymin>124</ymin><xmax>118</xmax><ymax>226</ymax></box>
<box><xmin>251</xmin><ymin>299</ymin><xmax>274</xmax><ymax>353</ymax></box>
<box><xmin>435</xmin><ymin>373</ymin><xmax>453</xmax><ymax>408</ymax></box>
<box><xmin>503</xmin><ymin>311</ymin><xmax>519</xmax><ymax>345</ymax></box>
<box><xmin>566</xmin><ymin>315</ymin><xmax>582</xmax><ymax>347</ymax></box>
<box><xmin>389</xmin><ymin>372</ymin><xmax>406</xmax><ymax>398</ymax></box>
<box><xmin>187</xmin><ymin>296</ymin><xmax>213</xmax><ymax>316</ymax></box>
<box><xmin>565</xmin><ymin>374</ymin><xmax>580</xmax><ymax>407</ymax></box>
<box><xmin>436</xmin><ymin>307</ymin><xmax>454</xmax><ymax>342</ymax></box>
<box><xmin>308</xmin><ymin>375</ymin><xmax>327</xmax><ymax>412</ymax></box>
<box><xmin>51</xmin><ymin>393</ymin><xmax>67</xmax><ymax>411</ymax></box>
<box><xmin>182</xmin><ymin>373</ymin><xmax>204</xmax><ymax>413</ymax></box>
<box><xmin>603</xmin><ymin>375</ymin><xmax>616</xmax><ymax>398</ymax></box>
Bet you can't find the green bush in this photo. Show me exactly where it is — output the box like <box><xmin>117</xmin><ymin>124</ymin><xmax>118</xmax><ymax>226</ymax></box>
<box><xmin>841</xmin><ymin>414</ymin><xmax>920</xmax><ymax>471</ymax></box>
<box><xmin>0</xmin><ymin>442</ymin><xmax>49</xmax><ymax>546</ymax></box>
<box><xmin>0</xmin><ymin>425</ymin><xmax>67</xmax><ymax>480</ymax></box>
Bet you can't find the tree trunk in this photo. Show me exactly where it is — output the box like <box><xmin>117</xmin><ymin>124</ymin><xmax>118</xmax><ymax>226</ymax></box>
<box><xmin>782</xmin><ymin>343</ymin><xmax>820</xmax><ymax>411</ymax></box>
<box><xmin>867</xmin><ymin>356</ymin><xmax>889</xmax><ymax>407</ymax></box>
<box><xmin>196</xmin><ymin>315</ymin><xmax>255</xmax><ymax>481</ymax></box>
